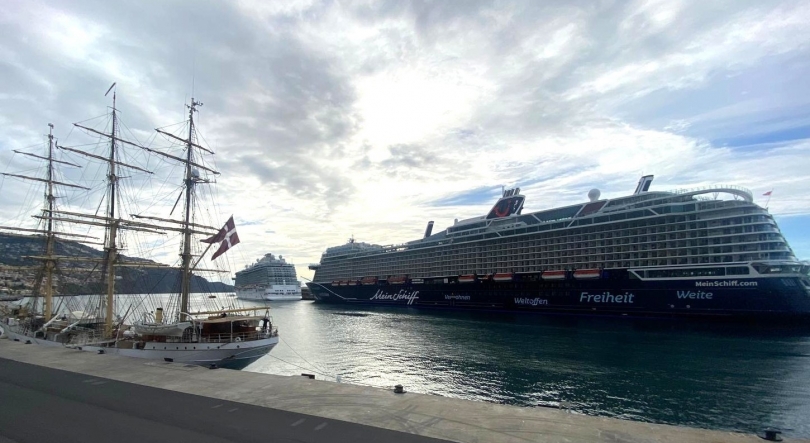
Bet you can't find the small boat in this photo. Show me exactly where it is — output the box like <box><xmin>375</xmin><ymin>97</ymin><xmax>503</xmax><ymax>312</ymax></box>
<box><xmin>387</xmin><ymin>275</ymin><xmax>407</xmax><ymax>284</ymax></box>
<box><xmin>493</xmin><ymin>272</ymin><xmax>514</xmax><ymax>282</ymax></box>
<box><xmin>361</xmin><ymin>276</ymin><xmax>378</xmax><ymax>285</ymax></box>
<box><xmin>458</xmin><ymin>274</ymin><xmax>476</xmax><ymax>283</ymax></box>
<box><xmin>573</xmin><ymin>269</ymin><xmax>601</xmax><ymax>279</ymax></box>
<box><xmin>132</xmin><ymin>321</ymin><xmax>193</xmax><ymax>337</ymax></box>
<box><xmin>411</xmin><ymin>278</ymin><xmax>424</xmax><ymax>284</ymax></box>
<box><xmin>542</xmin><ymin>270</ymin><xmax>567</xmax><ymax>280</ymax></box>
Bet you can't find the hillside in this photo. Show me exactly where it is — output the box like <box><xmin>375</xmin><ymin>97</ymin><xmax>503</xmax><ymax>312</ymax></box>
<box><xmin>0</xmin><ymin>233</ymin><xmax>233</xmax><ymax>295</ymax></box>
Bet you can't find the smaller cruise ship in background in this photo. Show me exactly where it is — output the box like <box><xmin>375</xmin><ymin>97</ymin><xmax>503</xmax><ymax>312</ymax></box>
<box><xmin>235</xmin><ymin>253</ymin><xmax>302</xmax><ymax>301</ymax></box>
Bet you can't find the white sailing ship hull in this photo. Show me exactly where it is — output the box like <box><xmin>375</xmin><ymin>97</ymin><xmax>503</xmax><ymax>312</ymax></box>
<box><xmin>235</xmin><ymin>286</ymin><xmax>301</xmax><ymax>301</ymax></box>
<box><xmin>1</xmin><ymin>327</ymin><xmax>278</xmax><ymax>370</ymax></box>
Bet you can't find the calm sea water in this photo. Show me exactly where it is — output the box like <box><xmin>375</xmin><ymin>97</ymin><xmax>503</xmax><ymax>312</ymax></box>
<box><xmin>244</xmin><ymin>300</ymin><xmax>810</xmax><ymax>438</ymax></box>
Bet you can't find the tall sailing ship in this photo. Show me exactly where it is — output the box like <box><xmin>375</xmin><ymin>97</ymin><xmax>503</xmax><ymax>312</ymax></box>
<box><xmin>307</xmin><ymin>176</ymin><xmax>810</xmax><ymax>319</ymax></box>
<box><xmin>0</xmin><ymin>85</ymin><xmax>278</xmax><ymax>368</ymax></box>
<box><xmin>235</xmin><ymin>254</ymin><xmax>302</xmax><ymax>301</ymax></box>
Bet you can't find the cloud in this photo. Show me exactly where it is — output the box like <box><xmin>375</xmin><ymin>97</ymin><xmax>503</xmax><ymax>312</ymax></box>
<box><xmin>1</xmin><ymin>0</ymin><xmax>810</xmax><ymax>284</ymax></box>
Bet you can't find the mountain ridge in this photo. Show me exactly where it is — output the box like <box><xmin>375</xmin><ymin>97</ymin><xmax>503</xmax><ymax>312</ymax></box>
<box><xmin>0</xmin><ymin>233</ymin><xmax>233</xmax><ymax>295</ymax></box>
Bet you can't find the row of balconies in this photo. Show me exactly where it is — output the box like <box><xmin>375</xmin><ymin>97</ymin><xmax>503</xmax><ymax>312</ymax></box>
<box><xmin>318</xmin><ymin>248</ymin><xmax>794</xmax><ymax>280</ymax></box>
<box><xmin>327</xmin><ymin>239</ymin><xmax>791</xmax><ymax>276</ymax></box>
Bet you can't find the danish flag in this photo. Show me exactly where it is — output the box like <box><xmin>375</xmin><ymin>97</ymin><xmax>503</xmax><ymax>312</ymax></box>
<box><xmin>201</xmin><ymin>216</ymin><xmax>240</xmax><ymax>260</ymax></box>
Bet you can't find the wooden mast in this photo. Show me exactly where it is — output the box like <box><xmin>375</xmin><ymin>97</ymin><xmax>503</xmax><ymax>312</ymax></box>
<box><xmin>43</xmin><ymin>123</ymin><xmax>56</xmax><ymax>321</ymax></box>
<box><xmin>179</xmin><ymin>99</ymin><xmax>202</xmax><ymax>322</ymax></box>
<box><xmin>1</xmin><ymin>125</ymin><xmax>88</xmax><ymax>319</ymax></box>
<box><xmin>102</xmin><ymin>87</ymin><xmax>119</xmax><ymax>336</ymax></box>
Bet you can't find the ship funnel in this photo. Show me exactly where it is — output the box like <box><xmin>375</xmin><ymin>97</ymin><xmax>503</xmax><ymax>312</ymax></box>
<box><xmin>424</xmin><ymin>221</ymin><xmax>434</xmax><ymax>238</ymax></box>
<box><xmin>634</xmin><ymin>175</ymin><xmax>654</xmax><ymax>195</ymax></box>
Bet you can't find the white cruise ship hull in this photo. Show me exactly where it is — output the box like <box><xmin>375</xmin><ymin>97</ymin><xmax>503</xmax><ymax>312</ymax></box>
<box><xmin>235</xmin><ymin>285</ymin><xmax>301</xmax><ymax>301</ymax></box>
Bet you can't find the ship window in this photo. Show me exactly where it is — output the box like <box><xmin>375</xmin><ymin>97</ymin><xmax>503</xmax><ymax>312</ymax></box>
<box><xmin>726</xmin><ymin>266</ymin><xmax>750</xmax><ymax>275</ymax></box>
<box><xmin>754</xmin><ymin>264</ymin><xmax>801</xmax><ymax>274</ymax></box>
<box><xmin>646</xmin><ymin>267</ymin><xmax>726</xmax><ymax>278</ymax></box>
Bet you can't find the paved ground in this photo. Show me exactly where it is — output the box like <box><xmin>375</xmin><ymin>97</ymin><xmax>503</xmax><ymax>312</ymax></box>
<box><xmin>0</xmin><ymin>358</ymin><xmax>450</xmax><ymax>443</ymax></box>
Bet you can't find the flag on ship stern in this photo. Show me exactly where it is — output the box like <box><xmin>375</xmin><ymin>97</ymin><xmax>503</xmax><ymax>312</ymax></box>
<box><xmin>202</xmin><ymin>216</ymin><xmax>240</xmax><ymax>260</ymax></box>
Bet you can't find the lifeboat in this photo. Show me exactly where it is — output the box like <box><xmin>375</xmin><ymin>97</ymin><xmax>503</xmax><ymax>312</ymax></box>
<box><xmin>361</xmin><ymin>276</ymin><xmax>378</xmax><ymax>285</ymax></box>
<box><xmin>573</xmin><ymin>269</ymin><xmax>602</xmax><ymax>279</ymax></box>
<box><xmin>458</xmin><ymin>274</ymin><xmax>476</xmax><ymax>283</ymax></box>
<box><xmin>331</xmin><ymin>280</ymin><xmax>340</xmax><ymax>286</ymax></box>
<box><xmin>347</xmin><ymin>280</ymin><xmax>358</xmax><ymax>286</ymax></box>
<box><xmin>541</xmin><ymin>270</ymin><xmax>567</xmax><ymax>280</ymax></box>
<box><xmin>411</xmin><ymin>278</ymin><xmax>424</xmax><ymax>284</ymax></box>
<box><xmin>387</xmin><ymin>275</ymin><xmax>407</xmax><ymax>284</ymax></box>
<box><xmin>338</xmin><ymin>281</ymin><xmax>348</xmax><ymax>286</ymax></box>
<box><xmin>132</xmin><ymin>321</ymin><xmax>192</xmax><ymax>337</ymax></box>
<box><xmin>493</xmin><ymin>272</ymin><xmax>514</xmax><ymax>282</ymax></box>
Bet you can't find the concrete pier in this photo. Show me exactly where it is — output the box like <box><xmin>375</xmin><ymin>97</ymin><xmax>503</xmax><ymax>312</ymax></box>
<box><xmin>0</xmin><ymin>338</ymin><xmax>804</xmax><ymax>443</ymax></box>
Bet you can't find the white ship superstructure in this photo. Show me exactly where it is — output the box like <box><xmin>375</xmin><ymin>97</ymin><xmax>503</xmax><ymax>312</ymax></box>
<box><xmin>235</xmin><ymin>254</ymin><xmax>301</xmax><ymax>301</ymax></box>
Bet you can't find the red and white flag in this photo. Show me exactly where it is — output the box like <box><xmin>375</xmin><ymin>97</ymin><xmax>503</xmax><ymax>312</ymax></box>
<box><xmin>201</xmin><ymin>216</ymin><xmax>240</xmax><ymax>260</ymax></box>
<box><xmin>762</xmin><ymin>191</ymin><xmax>772</xmax><ymax>197</ymax></box>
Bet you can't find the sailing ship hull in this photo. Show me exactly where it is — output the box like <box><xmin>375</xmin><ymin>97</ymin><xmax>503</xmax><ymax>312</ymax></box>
<box><xmin>0</xmin><ymin>327</ymin><xmax>278</xmax><ymax>370</ymax></box>
<box><xmin>235</xmin><ymin>286</ymin><xmax>302</xmax><ymax>301</ymax></box>
<box><xmin>307</xmin><ymin>276</ymin><xmax>810</xmax><ymax>320</ymax></box>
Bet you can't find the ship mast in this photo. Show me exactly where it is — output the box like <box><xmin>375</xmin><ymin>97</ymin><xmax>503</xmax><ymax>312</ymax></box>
<box><xmin>0</xmin><ymin>125</ymin><xmax>88</xmax><ymax>321</ymax></box>
<box><xmin>179</xmin><ymin>99</ymin><xmax>202</xmax><ymax>321</ymax></box>
<box><xmin>101</xmin><ymin>89</ymin><xmax>120</xmax><ymax>336</ymax></box>
<box><xmin>68</xmin><ymin>84</ymin><xmax>179</xmax><ymax>337</ymax></box>
<box><xmin>43</xmin><ymin>123</ymin><xmax>57</xmax><ymax>321</ymax></box>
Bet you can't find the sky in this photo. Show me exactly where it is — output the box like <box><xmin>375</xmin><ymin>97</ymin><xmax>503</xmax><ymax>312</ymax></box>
<box><xmin>1</xmin><ymin>0</ymin><xmax>809</xmax><ymax>284</ymax></box>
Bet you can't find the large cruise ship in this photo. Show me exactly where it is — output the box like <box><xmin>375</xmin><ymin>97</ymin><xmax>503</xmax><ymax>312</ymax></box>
<box><xmin>307</xmin><ymin>176</ymin><xmax>810</xmax><ymax>319</ymax></box>
<box><xmin>235</xmin><ymin>253</ymin><xmax>302</xmax><ymax>301</ymax></box>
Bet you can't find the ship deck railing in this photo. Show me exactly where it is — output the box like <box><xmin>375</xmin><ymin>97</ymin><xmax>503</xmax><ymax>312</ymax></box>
<box><xmin>67</xmin><ymin>328</ymin><xmax>109</xmax><ymax>346</ymax></box>
<box><xmin>669</xmin><ymin>184</ymin><xmax>752</xmax><ymax>196</ymax></box>
<box><xmin>196</xmin><ymin>327</ymin><xmax>278</xmax><ymax>344</ymax></box>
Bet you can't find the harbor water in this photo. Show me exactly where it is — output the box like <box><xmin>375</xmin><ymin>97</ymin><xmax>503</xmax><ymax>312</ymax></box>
<box><xmin>244</xmin><ymin>300</ymin><xmax>810</xmax><ymax>438</ymax></box>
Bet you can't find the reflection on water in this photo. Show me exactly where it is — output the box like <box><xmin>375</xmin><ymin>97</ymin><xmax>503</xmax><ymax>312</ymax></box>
<box><xmin>245</xmin><ymin>301</ymin><xmax>810</xmax><ymax>438</ymax></box>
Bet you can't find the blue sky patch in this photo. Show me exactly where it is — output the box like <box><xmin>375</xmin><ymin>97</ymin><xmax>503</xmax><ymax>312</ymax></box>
<box><xmin>430</xmin><ymin>186</ymin><xmax>499</xmax><ymax>207</ymax></box>
<box><xmin>774</xmin><ymin>214</ymin><xmax>810</xmax><ymax>260</ymax></box>
<box><xmin>711</xmin><ymin>125</ymin><xmax>810</xmax><ymax>149</ymax></box>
